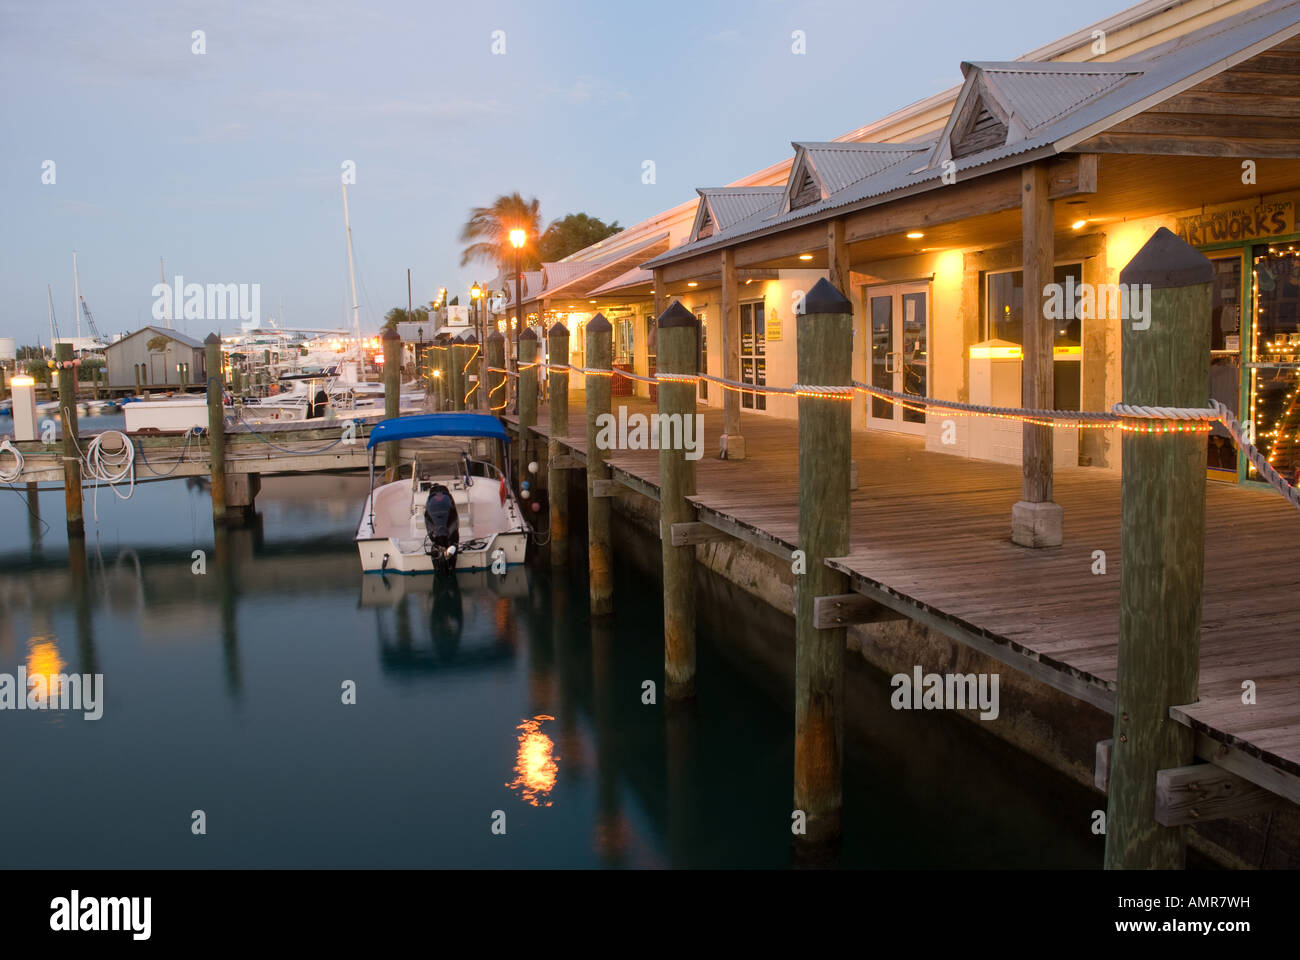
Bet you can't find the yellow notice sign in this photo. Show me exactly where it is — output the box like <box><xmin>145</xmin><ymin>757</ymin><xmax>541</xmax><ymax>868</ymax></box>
<box><xmin>767</xmin><ymin>317</ymin><xmax>782</xmax><ymax>341</ymax></box>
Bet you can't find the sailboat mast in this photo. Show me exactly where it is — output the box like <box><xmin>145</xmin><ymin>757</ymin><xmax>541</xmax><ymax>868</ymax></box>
<box><xmin>341</xmin><ymin>183</ymin><xmax>361</xmax><ymax>366</ymax></box>
<box><xmin>47</xmin><ymin>284</ymin><xmax>59</xmax><ymax>348</ymax></box>
<box><xmin>73</xmin><ymin>251</ymin><xmax>82</xmax><ymax>339</ymax></box>
<box><xmin>160</xmin><ymin>257</ymin><xmax>171</xmax><ymax>329</ymax></box>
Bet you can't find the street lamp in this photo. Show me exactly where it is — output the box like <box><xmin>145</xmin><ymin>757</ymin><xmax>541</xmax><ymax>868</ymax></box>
<box><xmin>470</xmin><ymin>281</ymin><xmax>484</xmax><ymax>407</ymax></box>
<box><xmin>509</xmin><ymin>229</ymin><xmax>526</xmax><ymax>411</ymax></box>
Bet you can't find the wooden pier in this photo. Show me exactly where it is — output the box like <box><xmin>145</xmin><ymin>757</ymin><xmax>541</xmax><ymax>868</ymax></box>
<box><xmin>504</xmin><ymin>391</ymin><xmax>1300</xmax><ymax>808</ymax></box>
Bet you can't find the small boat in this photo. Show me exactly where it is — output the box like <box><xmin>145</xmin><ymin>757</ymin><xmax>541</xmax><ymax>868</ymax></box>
<box><xmin>356</xmin><ymin>413</ymin><xmax>529</xmax><ymax>574</ymax></box>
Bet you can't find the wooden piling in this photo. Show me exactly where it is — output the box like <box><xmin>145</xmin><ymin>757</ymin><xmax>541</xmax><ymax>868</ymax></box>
<box><xmin>548</xmin><ymin>322</ymin><xmax>571</xmax><ymax>566</ymax></box>
<box><xmin>462</xmin><ymin>332</ymin><xmax>480</xmax><ymax>411</ymax></box>
<box><xmin>793</xmin><ymin>277</ymin><xmax>853</xmax><ymax>846</ymax></box>
<box><xmin>518</xmin><ymin>328</ymin><xmax>539</xmax><ymax>492</ymax></box>
<box><xmin>657</xmin><ymin>302</ymin><xmax>700</xmax><ymax>698</ymax></box>
<box><xmin>381</xmin><ymin>327</ymin><xmax>401</xmax><ymax>478</ymax></box>
<box><xmin>585</xmin><ymin>314</ymin><xmax>613</xmax><ymax>615</ymax></box>
<box><xmin>55</xmin><ymin>343</ymin><xmax>84</xmax><ymax>538</ymax></box>
<box><xmin>455</xmin><ymin>333</ymin><xmax>470</xmax><ymax>413</ymax></box>
<box><xmin>1104</xmin><ymin>227</ymin><xmax>1212</xmax><ymax>870</ymax></box>
<box><xmin>486</xmin><ymin>331</ymin><xmax>506</xmax><ymax>415</ymax></box>
<box><xmin>204</xmin><ymin>333</ymin><xmax>228</xmax><ymax>526</ymax></box>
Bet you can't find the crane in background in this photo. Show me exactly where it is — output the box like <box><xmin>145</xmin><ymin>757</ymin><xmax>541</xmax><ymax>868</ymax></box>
<box><xmin>78</xmin><ymin>295</ymin><xmax>103</xmax><ymax>341</ymax></box>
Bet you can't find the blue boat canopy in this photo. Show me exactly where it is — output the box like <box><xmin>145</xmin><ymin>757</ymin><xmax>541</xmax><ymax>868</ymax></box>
<box><xmin>366</xmin><ymin>413</ymin><xmax>509</xmax><ymax>449</ymax></box>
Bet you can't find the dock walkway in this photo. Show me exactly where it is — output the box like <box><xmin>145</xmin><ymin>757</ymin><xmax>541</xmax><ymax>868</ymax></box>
<box><xmin>507</xmin><ymin>392</ymin><xmax>1300</xmax><ymax>802</ymax></box>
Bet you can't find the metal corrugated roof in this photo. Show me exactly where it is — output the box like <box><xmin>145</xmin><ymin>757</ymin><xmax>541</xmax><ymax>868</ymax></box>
<box><xmin>646</xmin><ymin>0</ymin><xmax>1300</xmax><ymax>270</ymax></box>
<box><xmin>796</xmin><ymin>142</ymin><xmax>930</xmax><ymax>194</ymax></box>
<box><xmin>974</xmin><ymin>63</ymin><xmax>1144</xmax><ymax>134</ymax></box>
<box><xmin>699</xmin><ymin>187</ymin><xmax>785</xmax><ymax>230</ymax></box>
<box><xmin>589</xmin><ymin>266</ymin><xmax>653</xmax><ymax>297</ymax></box>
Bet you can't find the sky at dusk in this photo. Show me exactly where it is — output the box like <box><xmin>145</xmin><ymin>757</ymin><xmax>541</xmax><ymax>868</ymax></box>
<box><xmin>1</xmin><ymin>0</ymin><xmax>1112</xmax><ymax>345</ymax></box>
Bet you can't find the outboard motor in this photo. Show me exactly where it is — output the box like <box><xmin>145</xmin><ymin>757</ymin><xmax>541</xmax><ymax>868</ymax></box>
<box><xmin>423</xmin><ymin>483</ymin><xmax>460</xmax><ymax>574</ymax></box>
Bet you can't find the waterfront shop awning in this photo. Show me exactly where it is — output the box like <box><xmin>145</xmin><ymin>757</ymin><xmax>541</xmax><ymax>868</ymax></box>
<box><xmin>518</xmin><ymin>231</ymin><xmax>673</xmax><ymax>309</ymax></box>
<box><xmin>367</xmin><ymin>412</ymin><xmax>509</xmax><ymax>448</ymax></box>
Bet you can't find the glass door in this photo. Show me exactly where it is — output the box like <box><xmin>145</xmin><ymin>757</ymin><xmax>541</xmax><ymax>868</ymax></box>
<box><xmin>865</xmin><ymin>282</ymin><xmax>928</xmax><ymax>434</ymax></box>
<box><xmin>1249</xmin><ymin>243</ymin><xmax>1300</xmax><ymax>488</ymax></box>
<box><xmin>1207</xmin><ymin>253</ymin><xmax>1243</xmax><ymax>481</ymax></box>
<box><xmin>740</xmin><ymin>300</ymin><xmax>766</xmax><ymax>410</ymax></box>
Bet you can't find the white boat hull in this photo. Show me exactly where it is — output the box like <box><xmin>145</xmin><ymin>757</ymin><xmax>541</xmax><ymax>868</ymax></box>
<box><xmin>357</xmin><ymin>530</ymin><xmax>527</xmax><ymax>573</ymax></box>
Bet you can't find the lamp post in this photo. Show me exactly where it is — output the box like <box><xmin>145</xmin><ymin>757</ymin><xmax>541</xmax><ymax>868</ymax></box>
<box><xmin>510</xmin><ymin>229</ymin><xmax>526</xmax><ymax>413</ymax></box>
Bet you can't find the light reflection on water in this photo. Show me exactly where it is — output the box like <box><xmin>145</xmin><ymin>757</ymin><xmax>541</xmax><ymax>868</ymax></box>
<box><xmin>0</xmin><ymin>453</ymin><xmax>1105</xmax><ymax>869</ymax></box>
<box><xmin>508</xmin><ymin>715</ymin><xmax>559</xmax><ymax>807</ymax></box>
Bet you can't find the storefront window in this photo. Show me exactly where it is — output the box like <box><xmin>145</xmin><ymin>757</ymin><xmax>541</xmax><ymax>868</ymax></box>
<box><xmin>984</xmin><ymin>263</ymin><xmax>1083</xmax><ymax>410</ymax></box>
<box><xmin>1250</xmin><ymin>244</ymin><xmax>1300</xmax><ymax>486</ymax></box>
<box><xmin>740</xmin><ymin>301</ymin><xmax>766</xmax><ymax>410</ymax></box>
<box><xmin>1208</xmin><ymin>255</ymin><xmax>1243</xmax><ymax>475</ymax></box>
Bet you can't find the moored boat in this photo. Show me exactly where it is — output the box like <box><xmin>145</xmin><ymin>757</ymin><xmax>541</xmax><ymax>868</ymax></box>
<box><xmin>355</xmin><ymin>413</ymin><xmax>529</xmax><ymax>574</ymax></box>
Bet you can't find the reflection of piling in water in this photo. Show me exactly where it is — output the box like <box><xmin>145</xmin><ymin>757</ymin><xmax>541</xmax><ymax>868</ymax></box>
<box><xmin>67</xmin><ymin>536</ymin><xmax>97</xmax><ymax>677</ymax></box>
<box><xmin>430</xmin><ymin>575</ymin><xmax>463</xmax><ymax>661</ymax></box>
<box><xmin>26</xmin><ymin>483</ymin><xmax>42</xmax><ymax>556</ymax></box>
<box><xmin>591</xmin><ymin>617</ymin><xmax>627</xmax><ymax>866</ymax></box>
<box><xmin>665</xmin><ymin>698</ymin><xmax>697</xmax><ymax>868</ymax></box>
<box><xmin>212</xmin><ymin>528</ymin><xmax>243</xmax><ymax>700</ymax></box>
<box><xmin>550</xmin><ymin>573</ymin><xmax>585</xmax><ymax>777</ymax></box>
<box><xmin>526</xmin><ymin>564</ymin><xmax>556</xmax><ymax>716</ymax></box>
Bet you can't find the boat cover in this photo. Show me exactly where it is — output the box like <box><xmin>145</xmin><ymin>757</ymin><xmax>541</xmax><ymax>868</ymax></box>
<box><xmin>366</xmin><ymin>412</ymin><xmax>509</xmax><ymax>448</ymax></box>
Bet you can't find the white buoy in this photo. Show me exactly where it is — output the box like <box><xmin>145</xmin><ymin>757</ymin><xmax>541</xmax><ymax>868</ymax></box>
<box><xmin>528</xmin><ymin>460</ymin><xmax>538</xmax><ymax>474</ymax></box>
<box><xmin>521</xmin><ymin>488</ymin><xmax>530</xmax><ymax>499</ymax></box>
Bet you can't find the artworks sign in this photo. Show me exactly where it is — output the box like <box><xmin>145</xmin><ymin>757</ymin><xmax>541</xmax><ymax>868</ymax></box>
<box><xmin>1175</xmin><ymin>201</ymin><xmax>1293</xmax><ymax>246</ymax></box>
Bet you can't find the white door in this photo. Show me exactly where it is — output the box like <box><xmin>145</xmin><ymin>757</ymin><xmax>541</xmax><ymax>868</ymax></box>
<box><xmin>864</xmin><ymin>282</ymin><xmax>929</xmax><ymax>435</ymax></box>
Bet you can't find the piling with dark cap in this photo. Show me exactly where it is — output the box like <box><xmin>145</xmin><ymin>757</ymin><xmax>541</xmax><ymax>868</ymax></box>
<box><xmin>585</xmin><ymin>314</ymin><xmax>613</xmax><ymax>615</ymax></box>
<box><xmin>793</xmin><ymin>277</ymin><xmax>853</xmax><ymax>847</ymax></box>
<box><xmin>1105</xmin><ymin>227</ymin><xmax>1212</xmax><ymax>870</ymax></box>
<box><xmin>518</xmin><ymin>328</ymin><xmax>539</xmax><ymax>491</ymax></box>
<box><xmin>204</xmin><ymin>333</ymin><xmax>228</xmax><ymax>526</ymax></box>
<box><xmin>548</xmin><ymin>322</ymin><xmax>571</xmax><ymax>566</ymax></box>
<box><xmin>486</xmin><ymin>331</ymin><xmax>506</xmax><ymax>415</ymax></box>
<box><xmin>55</xmin><ymin>342</ymin><xmax>84</xmax><ymax>538</ymax></box>
<box><xmin>657</xmin><ymin>301</ymin><xmax>700</xmax><ymax>698</ymax></box>
<box><xmin>381</xmin><ymin>326</ymin><xmax>401</xmax><ymax>479</ymax></box>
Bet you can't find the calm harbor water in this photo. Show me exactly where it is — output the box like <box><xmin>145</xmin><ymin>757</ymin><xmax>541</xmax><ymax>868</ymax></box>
<box><xmin>0</xmin><ymin>416</ymin><xmax>1103</xmax><ymax>868</ymax></box>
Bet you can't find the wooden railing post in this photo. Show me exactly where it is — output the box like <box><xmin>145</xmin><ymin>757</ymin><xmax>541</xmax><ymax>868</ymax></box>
<box><xmin>548</xmin><ymin>322</ymin><xmax>571</xmax><ymax>566</ymax></box>
<box><xmin>451</xmin><ymin>331</ymin><xmax>468</xmax><ymax>413</ymax></box>
<box><xmin>656</xmin><ymin>301</ymin><xmax>700</xmax><ymax>698</ymax></box>
<box><xmin>518</xmin><ymin>328</ymin><xmax>539</xmax><ymax>493</ymax></box>
<box><xmin>204</xmin><ymin>333</ymin><xmax>227</xmax><ymax>526</ymax></box>
<box><xmin>461</xmin><ymin>332</ymin><xmax>480</xmax><ymax>411</ymax></box>
<box><xmin>56</xmin><ymin>342</ymin><xmax>84</xmax><ymax>539</ymax></box>
<box><xmin>1105</xmin><ymin>227</ymin><xmax>1212</xmax><ymax>870</ymax></box>
<box><xmin>585</xmin><ymin>314</ymin><xmax>613</xmax><ymax>615</ymax></box>
<box><xmin>793</xmin><ymin>277</ymin><xmax>853</xmax><ymax>846</ymax></box>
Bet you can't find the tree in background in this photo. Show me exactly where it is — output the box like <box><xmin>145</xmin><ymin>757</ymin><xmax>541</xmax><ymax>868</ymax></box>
<box><xmin>383</xmin><ymin>306</ymin><xmax>431</xmax><ymax>330</ymax></box>
<box><xmin>539</xmin><ymin>213</ymin><xmax>622</xmax><ymax>262</ymax></box>
<box><xmin>459</xmin><ymin>193</ymin><xmax>543</xmax><ymax>273</ymax></box>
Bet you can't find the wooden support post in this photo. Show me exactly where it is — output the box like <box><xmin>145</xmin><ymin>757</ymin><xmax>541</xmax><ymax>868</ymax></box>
<box><xmin>479</xmin><ymin>332</ymin><xmax>491</xmax><ymax>412</ymax></box>
<box><xmin>224</xmin><ymin>473</ymin><xmax>260</xmax><ymax>526</ymax></box>
<box><xmin>585</xmin><ymin>314</ymin><xmax>614</xmax><ymax>615</ymax></box>
<box><xmin>204</xmin><ymin>333</ymin><xmax>228</xmax><ymax>526</ymax></box>
<box><xmin>0</xmin><ymin>365</ymin><xmax>8</xmax><ymax>402</ymax></box>
<box><xmin>793</xmin><ymin>277</ymin><xmax>854</xmax><ymax>846</ymax></box>
<box><xmin>1011</xmin><ymin>162</ymin><xmax>1062</xmax><ymax>548</ymax></box>
<box><xmin>486</xmin><ymin>331</ymin><xmax>506</xmax><ymax>415</ymax></box>
<box><xmin>548</xmin><ymin>322</ymin><xmax>570</xmax><ymax>566</ymax></box>
<box><xmin>1104</xmin><ymin>227</ymin><xmax>1212</xmax><ymax>871</ymax></box>
<box><xmin>812</xmin><ymin>593</ymin><xmax>906</xmax><ymax>628</ymax></box>
<box><xmin>657</xmin><ymin>301</ymin><xmax>700</xmax><ymax>699</ymax></box>
<box><xmin>90</xmin><ymin>365</ymin><xmax>99</xmax><ymax>401</ymax></box>
<box><xmin>518</xmin><ymin>327</ymin><xmax>539</xmax><ymax>491</ymax></box>
<box><xmin>827</xmin><ymin>219</ymin><xmax>850</xmax><ymax>311</ymax></box>
<box><xmin>381</xmin><ymin>327</ymin><xmax>401</xmax><ymax>480</ymax></box>
<box><xmin>55</xmin><ymin>343</ymin><xmax>84</xmax><ymax>538</ymax></box>
<box><xmin>451</xmin><ymin>333</ymin><xmax>467</xmax><ymax>413</ymax></box>
<box><xmin>462</xmin><ymin>332</ymin><xmax>480</xmax><ymax>411</ymax></box>
<box><xmin>720</xmin><ymin>248</ymin><xmax>744</xmax><ymax>459</ymax></box>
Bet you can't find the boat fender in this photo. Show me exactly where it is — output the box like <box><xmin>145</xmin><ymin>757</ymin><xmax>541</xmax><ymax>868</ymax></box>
<box><xmin>498</xmin><ymin>477</ymin><xmax>507</xmax><ymax>506</ymax></box>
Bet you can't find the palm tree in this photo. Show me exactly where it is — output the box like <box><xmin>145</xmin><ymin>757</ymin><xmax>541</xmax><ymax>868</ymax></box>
<box><xmin>459</xmin><ymin>193</ymin><xmax>543</xmax><ymax>274</ymax></box>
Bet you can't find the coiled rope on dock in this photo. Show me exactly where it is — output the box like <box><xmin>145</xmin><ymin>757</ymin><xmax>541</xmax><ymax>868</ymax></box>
<box><xmin>0</xmin><ymin>440</ymin><xmax>23</xmax><ymax>483</ymax></box>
